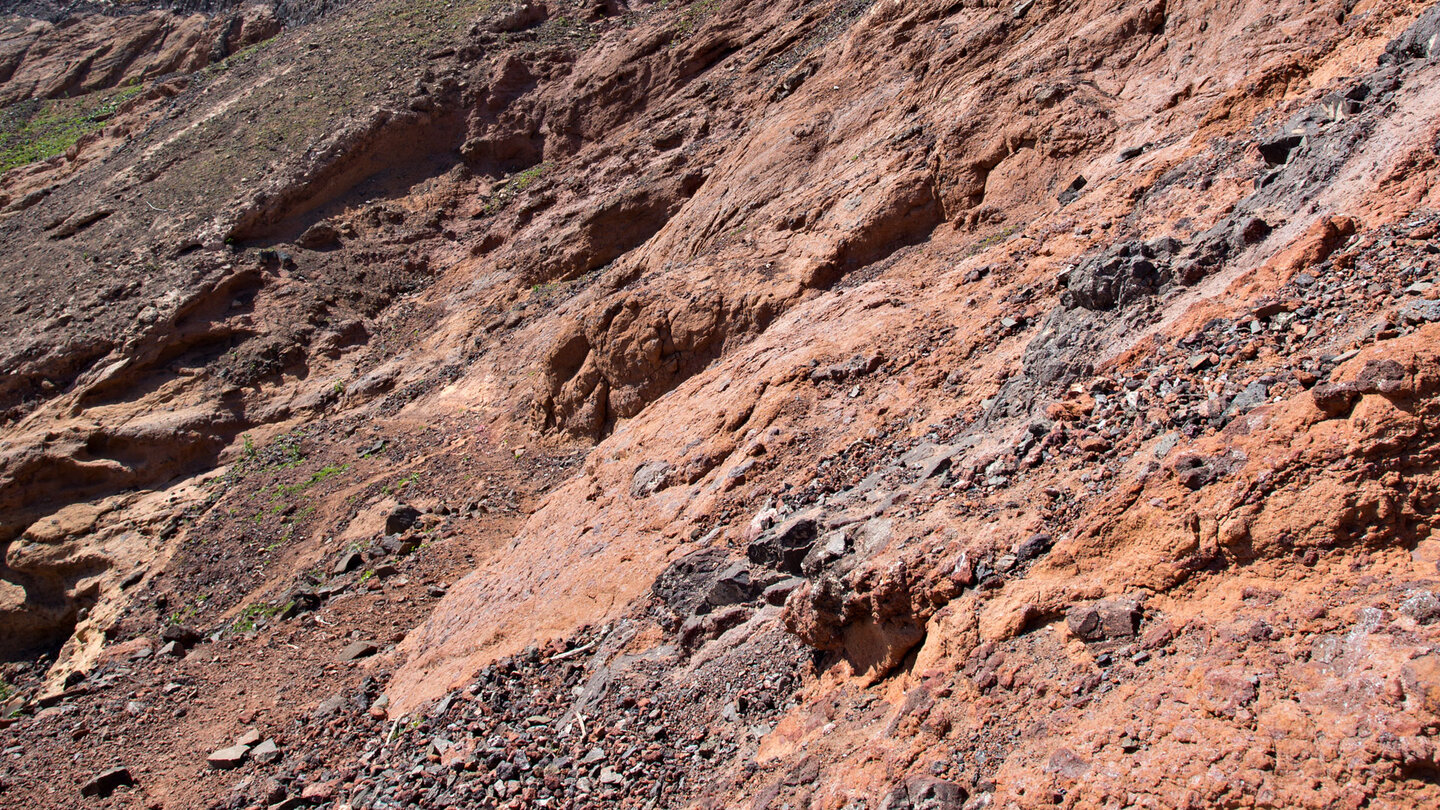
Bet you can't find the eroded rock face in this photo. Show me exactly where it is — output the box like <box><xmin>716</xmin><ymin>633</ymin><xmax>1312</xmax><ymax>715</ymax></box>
<box><xmin>0</xmin><ymin>6</ymin><xmax>281</xmax><ymax>106</ymax></box>
<box><xmin>0</xmin><ymin>0</ymin><xmax>1439</xmax><ymax>807</ymax></box>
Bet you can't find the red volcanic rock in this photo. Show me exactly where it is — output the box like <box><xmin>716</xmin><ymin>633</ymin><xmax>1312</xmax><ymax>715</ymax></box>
<box><xmin>0</xmin><ymin>0</ymin><xmax>1438</xmax><ymax>808</ymax></box>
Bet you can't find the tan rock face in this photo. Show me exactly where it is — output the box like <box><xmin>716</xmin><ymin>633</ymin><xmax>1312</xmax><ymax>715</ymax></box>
<box><xmin>0</xmin><ymin>0</ymin><xmax>1438</xmax><ymax>806</ymax></box>
<box><xmin>0</xmin><ymin>7</ymin><xmax>279</xmax><ymax>106</ymax></box>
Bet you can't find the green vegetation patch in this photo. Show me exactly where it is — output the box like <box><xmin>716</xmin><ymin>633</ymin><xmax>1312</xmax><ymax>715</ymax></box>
<box><xmin>230</xmin><ymin>601</ymin><xmax>289</xmax><ymax>634</ymax></box>
<box><xmin>228</xmin><ymin>431</ymin><xmax>307</xmax><ymax>483</ymax></box>
<box><xmin>0</xmin><ymin>84</ymin><xmax>144</xmax><ymax>173</ymax></box>
<box><xmin>666</xmin><ymin>0</ymin><xmax>720</xmax><ymax>39</ymax></box>
<box><xmin>482</xmin><ymin>161</ymin><xmax>552</xmax><ymax>214</ymax></box>
<box><xmin>275</xmin><ymin>462</ymin><xmax>350</xmax><ymax>498</ymax></box>
<box><xmin>382</xmin><ymin>470</ymin><xmax>421</xmax><ymax>494</ymax></box>
<box><xmin>166</xmin><ymin>593</ymin><xmax>212</xmax><ymax>626</ymax></box>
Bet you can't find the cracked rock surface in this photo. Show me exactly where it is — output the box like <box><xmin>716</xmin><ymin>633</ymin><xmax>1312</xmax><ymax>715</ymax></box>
<box><xmin>0</xmin><ymin>0</ymin><xmax>1439</xmax><ymax>808</ymax></box>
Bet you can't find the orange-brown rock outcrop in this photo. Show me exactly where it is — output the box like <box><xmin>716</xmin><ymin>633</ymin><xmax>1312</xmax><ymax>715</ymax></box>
<box><xmin>0</xmin><ymin>0</ymin><xmax>1438</xmax><ymax>807</ymax></box>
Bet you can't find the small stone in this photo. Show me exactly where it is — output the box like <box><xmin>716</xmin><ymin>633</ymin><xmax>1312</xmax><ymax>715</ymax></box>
<box><xmin>385</xmin><ymin>505</ymin><xmax>422</xmax><ymax>535</ymax></box>
<box><xmin>1141</xmin><ymin>620</ymin><xmax>1176</xmax><ymax>649</ymax></box>
<box><xmin>278</xmin><ymin>592</ymin><xmax>320</xmax><ymax>619</ymax></box>
<box><xmin>80</xmin><ymin>767</ymin><xmax>134</xmax><ymax>798</ymax></box>
<box><xmin>315</xmin><ymin>580</ymin><xmax>348</xmax><ymax>599</ymax></box>
<box><xmin>918</xmin><ymin>446</ymin><xmax>961</xmax><ymax>480</ymax></box>
<box><xmin>1058</xmin><ymin>175</ymin><xmax>1087</xmax><ymax>205</ymax></box>
<box><xmin>1237</xmin><ymin>216</ymin><xmax>1271</xmax><ymax>245</ymax></box>
<box><xmin>1014</xmin><ymin>533</ymin><xmax>1052</xmax><ymax>561</ymax></box>
<box><xmin>260</xmin><ymin>777</ymin><xmax>287</xmax><ymax>804</ymax></box>
<box><xmin>808</xmin><ymin>354</ymin><xmax>883</xmax><ymax>383</ymax></box>
<box><xmin>746</xmin><ymin>513</ymin><xmax>819</xmax><ymax>574</ymax></box>
<box><xmin>1402</xmin><ymin>655</ymin><xmax>1440</xmax><ymax>714</ymax></box>
<box><xmin>1252</xmin><ymin>299</ymin><xmax>1285</xmax><ymax>319</ymax></box>
<box><xmin>1186</xmin><ymin>353</ymin><xmax>1218</xmax><ymax>372</ymax></box>
<box><xmin>161</xmin><ymin>625</ymin><xmax>202</xmax><ymax>647</ymax></box>
<box><xmin>599</xmin><ymin>766</ymin><xmax>625</xmax><ymax>786</ymax></box>
<box><xmin>1118</xmin><ymin>144</ymin><xmax>1145</xmax><ymax>162</ymax></box>
<box><xmin>312</xmin><ymin>694</ymin><xmax>346</xmax><ymax>719</ymax></box>
<box><xmin>301</xmin><ymin>780</ymin><xmax>339</xmax><ymax>801</ymax></box>
<box><xmin>207</xmin><ymin>744</ymin><xmax>250</xmax><ymax>769</ymax></box>
<box><xmin>158</xmin><ymin>641</ymin><xmax>186</xmax><ymax>658</ymax></box>
<box><xmin>785</xmin><ymin>755</ymin><xmax>822</xmax><ymax>786</ymax></box>
<box><xmin>882</xmin><ymin>777</ymin><xmax>967</xmax><ymax>810</ymax></box>
<box><xmin>251</xmin><ymin>739</ymin><xmax>281</xmax><ymax>764</ymax></box>
<box><xmin>297</xmin><ymin>221</ymin><xmax>341</xmax><ymax>249</ymax></box>
<box><xmin>234</xmin><ymin>728</ymin><xmax>262</xmax><ymax>747</ymax></box>
<box><xmin>629</xmin><ymin>460</ymin><xmax>674</xmax><ymax>498</ymax></box>
<box><xmin>1067</xmin><ymin>599</ymin><xmax>1139</xmax><ymax>641</ymax></box>
<box><xmin>333</xmin><ymin>551</ymin><xmax>363</xmax><ymax>576</ymax></box>
<box><xmin>1226</xmin><ymin>381</ymin><xmax>1268</xmax><ymax>415</ymax></box>
<box><xmin>337</xmin><ymin>641</ymin><xmax>378</xmax><ymax>662</ymax></box>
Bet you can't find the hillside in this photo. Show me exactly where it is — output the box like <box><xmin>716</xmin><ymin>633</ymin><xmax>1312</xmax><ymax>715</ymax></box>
<box><xmin>0</xmin><ymin>0</ymin><xmax>1438</xmax><ymax>807</ymax></box>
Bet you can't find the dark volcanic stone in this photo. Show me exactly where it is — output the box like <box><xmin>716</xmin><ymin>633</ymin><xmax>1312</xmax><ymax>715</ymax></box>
<box><xmin>747</xmin><ymin>513</ymin><xmax>820</xmax><ymax>575</ymax></box>
<box><xmin>385</xmin><ymin>504</ymin><xmax>422</xmax><ymax>535</ymax></box>
<box><xmin>161</xmin><ymin>625</ymin><xmax>202</xmax><ymax>647</ymax></box>
<box><xmin>881</xmin><ymin>777</ymin><xmax>967</xmax><ymax>809</ymax></box>
<box><xmin>80</xmin><ymin>767</ymin><xmax>134</xmax><ymax>798</ymax></box>
<box><xmin>337</xmin><ymin>641</ymin><xmax>378</xmax><ymax>662</ymax></box>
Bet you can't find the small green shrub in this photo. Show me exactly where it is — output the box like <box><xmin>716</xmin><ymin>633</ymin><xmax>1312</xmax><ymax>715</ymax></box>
<box><xmin>275</xmin><ymin>463</ymin><xmax>350</xmax><ymax>498</ymax></box>
<box><xmin>482</xmin><ymin>162</ymin><xmax>552</xmax><ymax>215</ymax></box>
<box><xmin>230</xmin><ymin>601</ymin><xmax>287</xmax><ymax>634</ymax></box>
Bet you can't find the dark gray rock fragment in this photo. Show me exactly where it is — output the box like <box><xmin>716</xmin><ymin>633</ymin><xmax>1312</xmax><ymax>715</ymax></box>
<box><xmin>747</xmin><ymin>513</ymin><xmax>820</xmax><ymax>575</ymax></box>
<box><xmin>881</xmin><ymin>777</ymin><xmax>967</xmax><ymax>810</ymax></box>
<box><xmin>385</xmin><ymin>504</ymin><xmax>421</xmax><ymax>535</ymax></box>
<box><xmin>80</xmin><ymin>767</ymin><xmax>134</xmax><ymax>798</ymax></box>
<box><xmin>1067</xmin><ymin>599</ymin><xmax>1140</xmax><ymax>640</ymax></box>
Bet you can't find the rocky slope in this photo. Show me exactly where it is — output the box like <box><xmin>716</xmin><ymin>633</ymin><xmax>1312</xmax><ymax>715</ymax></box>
<box><xmin>0</xmin><ymin>0</ymin><xmax>1439</xmax><ymax>807</ymax></box>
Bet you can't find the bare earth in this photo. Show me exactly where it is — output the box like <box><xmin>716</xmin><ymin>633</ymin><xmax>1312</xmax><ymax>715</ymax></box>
<box><xmin>1</xmin><ymin>0</ymin><xmax>1439</xmax><ymax>808</ymax></box>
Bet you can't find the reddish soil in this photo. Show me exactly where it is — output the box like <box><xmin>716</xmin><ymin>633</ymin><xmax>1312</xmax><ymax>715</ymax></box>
<box><xmin>0</xmin><ymin>0</ymin><xmax>1438</xmax><ymax>808</ymax></box>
